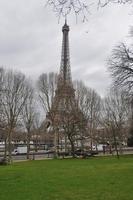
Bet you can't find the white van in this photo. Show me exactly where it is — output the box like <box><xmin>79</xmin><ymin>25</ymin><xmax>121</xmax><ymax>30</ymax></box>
<box><xmin>12</xmin><ymin>146</ymin><xmax>27</xmax><ymax>155</ymax></box>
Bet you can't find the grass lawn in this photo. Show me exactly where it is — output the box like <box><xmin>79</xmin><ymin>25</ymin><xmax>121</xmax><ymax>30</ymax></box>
<box><xmin>0</xmin><ymin>156</ymin><xmax>133</xmax><ymax>200</ymax></box>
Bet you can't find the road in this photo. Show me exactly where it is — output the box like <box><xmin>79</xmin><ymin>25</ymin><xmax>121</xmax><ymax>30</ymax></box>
<box><xmin>0</xmin><ymin>148</ymin><xmax>133</xmax><ymax>161</ymax></box>
<box><xmin>0</xmin><ymin>152</ymin><xmax>54</xmax><ymax>161</ymax></box>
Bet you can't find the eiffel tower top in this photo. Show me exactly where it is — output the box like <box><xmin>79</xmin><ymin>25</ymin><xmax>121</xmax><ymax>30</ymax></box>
<box><xmin>59</xmin><ymin>20</ymin><xmax>72</xmax><ymax>86</ymax></box>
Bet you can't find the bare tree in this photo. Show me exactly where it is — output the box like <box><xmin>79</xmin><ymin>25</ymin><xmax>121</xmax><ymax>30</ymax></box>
<box><xmin>108</xmin><ymin>42</ymin><xmax>133</xmax><ymax>148</ymax></box>
<box><xmin>108</xmin><ymin>43</ymin><xmax>133</xmax><ymax>94</ymax></box>
<box><xmin>59</xmin><ymin>107</ymin><xmax>86</xmax><ymax>157</ymax></box>
<box><xmin>74</xmin><ymin>80</ymin><xmax>91</xmax><ymax>120</ymax></box>
<box><xmin>32</xmin><ymin>113</ymin><xmax>42</xmax><ymax>154</ymax></box>
<box><xmin>46</xmin><ymin>0</ymin><xmax>133</xmax><ymax>21</ymax></box>
<box><xmin>46</xmin><ymin>0</ymin><xmax>89</xmax><ymax>21</ymax></box>
<box><xmin>87</xmin><ymin>89</ymin><xmax>101</xmax><ymax>150</ymax></box>
<box><xmin>37</xmin><ymin>72</ymin><xmax>58</xmax><ymax>114</ymax></box>
<box><xmin>0</xmin><ymin>68</ymin><xmax>5</xmax><ymax>129</ymax></box>
<box><xmin>98</xmin><ymin>0</ymin><xmax>133</xmax><ymax>7</ymax></box>
<box><xmin>37</xmin><ymin>72</ymin><xmax>59</xmax><ymax>158</ymax></box>
<box><xmin>22</xmin><ymin>80</ymin><xmax>36</xmax><ymax>159</ymax></box>
<box><xmin>102</xmin><ymin>89</ymin><xmax>129</xmax><ymax>158</ymax></box>
<box><xmin>1</xmin><ymin>70</ymin><xmax>29</xmax><ymax>162</ymax></box>
<box><xmin>74</xmin><ymin>80</ymin><xmax>101</xmax><ymax>149</ymax></box>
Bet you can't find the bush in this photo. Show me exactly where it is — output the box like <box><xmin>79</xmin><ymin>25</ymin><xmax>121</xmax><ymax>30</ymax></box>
<box><xmin>0</xmin><ymin>158</ymin><xmax>9</xmax><ymax>165</ymax></box>
<box><xmin>127</xmin><ymin>136</ymin><xmax>133</xmax><ymax>147</ymax></box>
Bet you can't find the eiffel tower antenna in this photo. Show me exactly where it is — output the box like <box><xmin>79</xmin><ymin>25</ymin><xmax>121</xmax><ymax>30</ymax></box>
<box><xmin>65</xmin><ymin>15</ymin><xmax>67</xmax><ymax>24</ymax></box>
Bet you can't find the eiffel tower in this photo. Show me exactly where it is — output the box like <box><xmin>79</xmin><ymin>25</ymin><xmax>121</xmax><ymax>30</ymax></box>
<box><xmin>46</xmin><ymin>21</ymin><xmax>86</xmax><ymax>155</ymax></box>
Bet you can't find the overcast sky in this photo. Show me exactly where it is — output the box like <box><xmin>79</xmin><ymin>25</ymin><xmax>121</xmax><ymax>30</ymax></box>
<box><xmin>0</xmin><ymin>0</ymin><xmax>133</xmax><ymax>96</ymax></box>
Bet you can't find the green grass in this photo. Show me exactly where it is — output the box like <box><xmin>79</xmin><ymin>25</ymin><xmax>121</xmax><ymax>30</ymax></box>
<box><xmin>0</xmin><ymin>156</ymin><xmax>133</xmax><ymax>200</ymax></box>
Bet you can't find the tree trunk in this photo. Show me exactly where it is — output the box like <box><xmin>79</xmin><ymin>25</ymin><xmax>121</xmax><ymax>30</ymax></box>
<box><xmin>8</xmin><ymin>129</ymin><xmax>12</xmax><ymax>163</ymax></box>
<box><xmin>57</xmin><ymin>132</ymin><xmax>59</xmax><ymax>156</ymax></box>
<box><xmin>64</xmin><ymin>134</ymin><xmax>67</xmax><ymax>153</ymax></box>
<box><xmin>35</xmin><ymin>139</ymin><xmax>38</xmax><ymax>152</ymax></box>
<box><xmin>27</xmin><ymin>131</ymin><xmax>30</xmax><ymax>159</ymax></box>
<box><xmin>90</xmin><ymin>140</ymin><xmax>93</xmax><ymax>151</ymax></box>
<box><xmin>54</xmin><ymin>130</ymin><xmax>57</xmax><ymax>158</ymax></box>
<box><xmin>4</xmin><ymin>137</ymin><xmax>7</xmax><ymax>159</ymax></box>
<box><xmin>68</xmin><ymin>137</ymin><xmax>75</xmax><ymax>158</ymax></box>
<box><xmin>113</xmin><ymin>132</ymin><xmax>119</xmax><ymax>159</ymax></box>
<box><xmin>81</xmin><ymin>139</ymin><xmax>84</xmax><ymax>153</ymax></box>
<box><xmin>119</xmin><ymin>141</ymin><xmax>123</xmax><ymax>155</ymax></box>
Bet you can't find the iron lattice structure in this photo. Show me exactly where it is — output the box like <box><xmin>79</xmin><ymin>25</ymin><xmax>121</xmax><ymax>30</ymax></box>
<box><xmin>47</xmin><ymin>21</ymin><xmax>87</xmax><ymax>152</ymax></box>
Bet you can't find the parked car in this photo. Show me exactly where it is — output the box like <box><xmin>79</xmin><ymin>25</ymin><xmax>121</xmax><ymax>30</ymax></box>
<box><xmin>75</xmin><ymin>149</ymin><xmax>98</xmax><ymax>158</ymax></box>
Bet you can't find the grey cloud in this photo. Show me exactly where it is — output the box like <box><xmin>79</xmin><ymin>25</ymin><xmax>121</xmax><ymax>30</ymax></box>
<box><xmin>0</xmin><ymin>0</ymin><xmax>132</xmax><ymax>96</ymax></box>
